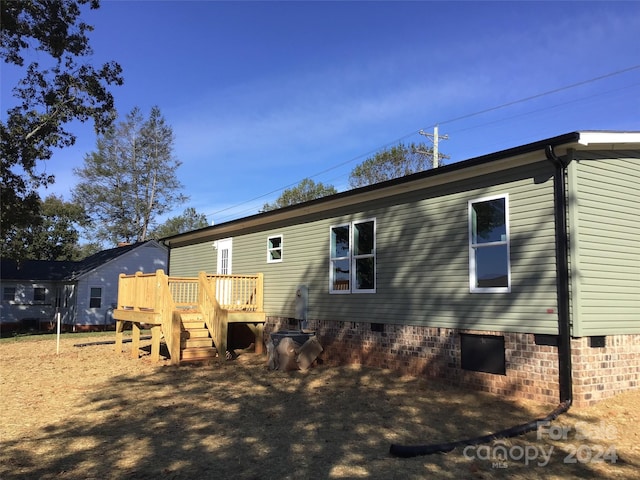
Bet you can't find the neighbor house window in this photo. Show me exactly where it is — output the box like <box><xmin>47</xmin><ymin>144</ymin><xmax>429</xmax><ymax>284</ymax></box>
<box><xmin>267</xmin><ymin>235</ymin><xmax>283</xmax><ymax>263</ymax></box>
<box><xmin>90</xmin><ymin>287</ymin><xmax>102</xmax><ymax>308</ymax></box>
<box><xmin>33</xmin><ymin>287</ymin><xmax>46</xmax><ymax>303</ymax></box>
<box><xmin>3</xmin><ymin>287</ymin><xmax>16</xmax><ymax>302</ymax></box>
<box><xmin>469</xmin><ymin>194</ymin><xmax>510</xmax><ymax>293</ymax></box>
<box><xmin>330</xmin><ymin>219</ymin><xmax>376</xmax><ymax>293</ymax></box>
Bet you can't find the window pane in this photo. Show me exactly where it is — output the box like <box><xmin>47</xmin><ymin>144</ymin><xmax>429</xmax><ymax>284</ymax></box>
<box><xmin>90</xmin><ymin>288</ymin><xmax>102</xmax><ymax>308</ymax></box>
<box><xmin>332</xmin><ymin>259</ymin><xmax>350</xmax><ymax>290</ymax></box>
<box><xmin>3</xmin><ymin>287</ymin><xmax>15</xmax><ymax>301</ymax></box>
<box><xmin>268</xmin><ymin>236</ymin><xmax>282</xmax><ymax>261</ymax></box>
<box><xmin>474</xmin><ymin>245</ymin><xmax>508</xmax><ymax>288</ymax></box>
<box><xmin>270</xmin><ymin>249</ymin><xmax>282</xmax><ymax>260</ymax></box>
<box><xmin>355</xmin><ymin>257</ymin><xmax>375</xmax><ymax>290</ymax></box>
<box><xmin>268</xmin><ymin>237</ymin><xmax>281</xmax><ymax>249</ymax></box>
<box><xmin>354</xmin><ymin>221</ymin><xmax>374</xmax><ymax>255</ymax></box>
<box><xmin>472</xmin><ymin>198</ymin><xmax>506</xmax><ymax>243</ymax></box>
<box><xmin>331</xmin><ymin>226</ymin><xmax>350</xmax><ymax>257</ymax></box>
<box><xmin>220</xmin><ymin>249</ymin><xmax>229</xmax><ymax>274</ymax></box>
<box><xmin>34</xmin><ymin>288</ymin><xmax>46</xmax><ymax>302</ymax></box>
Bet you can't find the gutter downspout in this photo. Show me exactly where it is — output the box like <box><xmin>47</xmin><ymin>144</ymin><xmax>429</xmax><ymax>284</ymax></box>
<box><xmin>545</xmin><ymin>145</ymin><xmax>573</xmax><ymax>406</ymax></box>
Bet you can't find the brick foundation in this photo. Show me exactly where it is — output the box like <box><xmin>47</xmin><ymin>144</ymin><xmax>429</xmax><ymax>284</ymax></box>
<box><xmin>265</xmin><ymin>318</ymin><xmax>640</xmax><ymax>407</ymax></box>
<box><xmin>571</xmin><ymin>335</ymin><xmax>640</xmax><ymax>406</ymax></box>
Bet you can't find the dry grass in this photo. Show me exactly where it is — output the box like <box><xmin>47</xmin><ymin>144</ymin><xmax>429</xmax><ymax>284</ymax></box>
<box><xmin>1</xmin><ymin>333</ymin><xmax>639</xmax><ymax>479</ymax></box>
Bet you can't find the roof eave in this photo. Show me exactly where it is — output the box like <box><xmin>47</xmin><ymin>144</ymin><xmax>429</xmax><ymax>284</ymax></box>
<box><xmin>163</xmin><ymin>130</ymin><xmax>640</xmax><ymax>247</ymax></box>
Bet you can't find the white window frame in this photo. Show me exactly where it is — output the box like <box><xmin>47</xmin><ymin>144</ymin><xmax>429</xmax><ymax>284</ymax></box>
<box><xmin>329</xmin><ymin>218</ymin><xmax>376</xmax><ymax>294</ymax></box>
<box><xmin>267</xmin><ymin>234</ymin><xmax>283</xmax><ymax>263</ymax></box>
<box><xmin>89</xmin><ymin>286</ymin><xmax>102</xmax><ymax>309</ymax></box>
<box><xmin>468</xmin><ymin>194</ymin><xmax>511</xmax><ymax>293</ymax></box>
<box><xmin>3</xmin><ymin>287</ymin><xmax>16</xmax><ymax>302</ymax></box>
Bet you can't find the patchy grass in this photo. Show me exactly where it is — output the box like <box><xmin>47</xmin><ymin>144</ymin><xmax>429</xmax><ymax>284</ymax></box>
<box><xmin>0</xmin><ymin>330</ymin><xmax>127</xmax><ymax>343</ymax></box>
<box><xmin>1</xmin><ymin>334</ymin><xmax>639</xmax><ymax>479</ymax></box>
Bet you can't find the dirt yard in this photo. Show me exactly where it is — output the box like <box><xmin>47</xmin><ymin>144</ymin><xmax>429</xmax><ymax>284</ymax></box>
<box><xmin>1</xmin><ymin>333</ymin><xmax>639</xmax><ymax>479</ymax></box>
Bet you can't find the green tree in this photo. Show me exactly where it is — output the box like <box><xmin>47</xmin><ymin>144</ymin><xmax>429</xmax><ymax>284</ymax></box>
<box><xmin>348</xmin><ymin>142</ymin><xmax>447</xmax><ymax>188</ymax></box>
<box><xmin>1</xmin><ymin>0</ymin><xmax>123</xmax><ymax>251</ymax></box>
<box><xmin>150</xmin><ymin>207</ymin><xmax>209</xmax><ymax>239</ymax></box>
<box><xmin>261</xmin><ymin>178</ymin><xmax>337</xmax><ymax>212</ymax></box>
<box><xmin>0</xmin><ymin>194</ymin><xmax>90</xmax><ymax>261</ymax></box>
<box><xmin>72</xmin><ymin>106</ymin><xmax>188</xmax><ymax>246</ymax></box>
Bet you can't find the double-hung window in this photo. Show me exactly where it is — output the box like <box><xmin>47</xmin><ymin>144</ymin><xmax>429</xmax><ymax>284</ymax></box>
<box><xmin>469</xmin><ymin>194</ymin><xmax>510</xmax><ymax>293</ymax></box>
<box><xmin>90</xmin><ymin>287</ymin><xmax>102</xmax><ymax>308</ymax></box>
<box><xmin>330</xmin><ymin>219</ymin><xmax>376</xmax><ymax>293</ymax></box>
<box><xmin>267</xmin><ymin>235</ymin><xmax>283</xmax><ymax>263</ymax></box>
<box><xmin>3</xmin><ymin>287</ymin><xmax>16</xmax><ymax>302</ymax></box>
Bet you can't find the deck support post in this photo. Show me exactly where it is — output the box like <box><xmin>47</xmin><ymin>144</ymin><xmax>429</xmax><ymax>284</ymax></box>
<box><xmin>131</xmin><ymin>322</ymin><xmax>140</xmax><ymax>359</ymax></box>
<box><xmin>151</xmin><ymin>324</ymin><xmax>162</xmax><ymax>362</ymax></box>
<box><xmin>246</xmin><ymin>323</ymin><xmax>265</xmax><ymax>355</ymax></box>
<box><xmin>170</xmin><ymin>311</ymin><xmax>181</xmax><ymax>365</ymax></box>
<box><xmin>115</xmin><ymin>319</ymin><xmax>126</xmax><ymax>353</ymax></box>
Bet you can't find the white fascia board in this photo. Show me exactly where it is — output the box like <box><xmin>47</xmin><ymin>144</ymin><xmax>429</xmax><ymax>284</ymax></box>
<box><xmin>577</xmin><ymin>131</ymin><xmax>640</xmax><ymax>147</ymax></box>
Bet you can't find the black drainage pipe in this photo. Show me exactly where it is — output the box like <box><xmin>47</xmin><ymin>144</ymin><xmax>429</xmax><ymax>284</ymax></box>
<box><xmin>389</xmin><ymin>400</ymin><xmax>570</xmax><ymax>458</ymax></box>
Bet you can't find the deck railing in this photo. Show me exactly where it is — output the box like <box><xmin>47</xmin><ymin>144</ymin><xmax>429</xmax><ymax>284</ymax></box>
<box><xmin>114</xmin><ymin>270</ymin><xmax>264</xmax><ymax>364</ymax></box>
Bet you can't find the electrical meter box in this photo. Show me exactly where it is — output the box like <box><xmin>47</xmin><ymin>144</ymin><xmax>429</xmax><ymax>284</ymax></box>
<box><xmin>295</xmin><ymin>285</ymin><xmax>308</xmax><ymax>330</ymax></box>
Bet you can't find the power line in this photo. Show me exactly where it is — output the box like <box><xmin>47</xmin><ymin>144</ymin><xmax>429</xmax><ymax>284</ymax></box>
<box><xmin>424</xmin><ymin>64</ymin><xmax>640</xmax><ymax>130</ymax></box>
<box><xmin>446</xmin><ymin>81</ymin><xmax>640</xmax><ymax>137</ymax></box>
<box><xmin>205</xmin><ymin>64</ymin><xmax>640</xmax><ymax>222</ymax></box>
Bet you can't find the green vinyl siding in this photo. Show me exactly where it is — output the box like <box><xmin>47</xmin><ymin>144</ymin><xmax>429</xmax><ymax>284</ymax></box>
<box><xmin>169</xmin><ymin>160</ymin><xmax>561</xmax><ymax>334</ymax></box>
<box><xmin>240</xmin><ymin>159</ymin><xmax>557</xmax><ymax>334</ymax></box>
<box><xmin>569</xmin><ymin>152</ymin><xmax>640</xmax><ymax>336</ymax></box>
<box><xmin>169</xmin><ymin>242</ymin><xmax>216</xmax><ymax>276</ymax></box>
<box><xmin>171</xmin><ymin>160</ymin><xmax>557</xmax><ymax>334</ymax></box>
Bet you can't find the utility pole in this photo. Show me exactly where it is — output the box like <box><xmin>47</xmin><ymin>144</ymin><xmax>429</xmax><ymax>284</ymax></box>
<box><xmin>419</xmin><ymin>125</ymin><xmax>448</xmax><ymax>169</ymax></box>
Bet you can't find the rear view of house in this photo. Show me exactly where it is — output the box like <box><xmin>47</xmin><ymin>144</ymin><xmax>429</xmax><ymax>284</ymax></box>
<box><xmin>162</xmin><ymin>131</ymin><xmax>639</xmax><ymax>406</ymax></box>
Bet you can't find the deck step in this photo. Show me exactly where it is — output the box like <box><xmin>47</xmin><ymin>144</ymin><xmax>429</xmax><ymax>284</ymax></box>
<box><xmin>182</xmin><ymin>327</ymin><xmax>210</xmax><ymax>339</ymax></box>
<box><xmin>182</xmin><ymin>320</ymin><xmax>205</xmax><ymax>330</ymax></box>
<box><xmin>181</xmin><ymin>346</ymin><xmax>218</xmax><ymax>361</ymax></box>
<box><xmin>176</xmin><ymin>308</ymin><xmax>218</xmax><ymax>362</ymax></box>
<box><xmin>181</xmin><ymin>336</ymin><xmax>214</xmax><ymax>349</ymax></box>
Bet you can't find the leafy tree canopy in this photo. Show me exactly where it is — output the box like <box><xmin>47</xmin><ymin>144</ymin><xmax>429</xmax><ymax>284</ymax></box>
<box><xmin>0</xmin><ymin>194</ymin><xmax>91</xmax><ymax>261</ymax></box>
<box><xmin>1</xmin><ymin>0</ymin><xmax>123</xmax><ymax>254</ymax></box>
<box><xmin>348</xmin><ymin>141</ymin><xmax>447</xmax><ymax>188</ymax></box>
<box><xmin>261</xmin><ymin>178</ymin><xmax>337</xmax><ymax>212</ymax></box>
<box><xmin>150</xmin><ymin>207</ymin><xmax>210</xmax><ymax>239</ymax></box>
<box><xmin>73</xmin><ymin>106</ymin><xmax>188</xmax><ymax>246</ymax></box>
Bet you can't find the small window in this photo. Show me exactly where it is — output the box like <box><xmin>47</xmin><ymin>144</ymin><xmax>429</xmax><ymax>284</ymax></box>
<box><xmin>330</xmin><ymin>219</ymin><xmax>376</xmax><ymax>293</ymax></box>
<box><xmin>90</xmin><ymin>287</ymin><xmax>102</xmax><ymax>308</ymax></box>
<box><xmin>267</xmin><ymin>235</ymin><xmax>283</xmax><ymax>263</ymax></box>
<box><xmin>3</xmin><ymin>287</ymin><xmax>16</xmax><ymax>302</ymax></box>
<box><xmin>33</xmin><ymin>287</ymin><xmax>46</xmax><ymax>303</ymax></box>
<box><xmin>469</xmin><ymin>194</ymin><xmax>510</xmax><ymax>293</ymax></box>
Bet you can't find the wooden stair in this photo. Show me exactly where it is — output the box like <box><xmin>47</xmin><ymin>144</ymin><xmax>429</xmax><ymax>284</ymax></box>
<box><xmin>180</xmin><ymin>311</ymin><xmax>218</xmax><ymax>361</ymax></box>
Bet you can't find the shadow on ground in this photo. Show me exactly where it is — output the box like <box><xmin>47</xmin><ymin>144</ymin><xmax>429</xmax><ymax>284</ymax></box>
<box><xmin>2</xmin><ymin>341</ymin><xmax>638</xmax><ymax>480</ymax></box>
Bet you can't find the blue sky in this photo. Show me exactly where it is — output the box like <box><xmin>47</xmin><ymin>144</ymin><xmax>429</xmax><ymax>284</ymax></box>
<box><xmin>3</xmin><ymin>1</ymin><xmax>640</xmax><ymax>226</ymax></box>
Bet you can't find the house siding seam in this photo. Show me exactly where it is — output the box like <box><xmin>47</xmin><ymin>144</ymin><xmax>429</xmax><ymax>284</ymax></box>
<box><xmin>265</xmin><ymin>317</ymin><xmax>640</xmax><ymax>406</ymax></box>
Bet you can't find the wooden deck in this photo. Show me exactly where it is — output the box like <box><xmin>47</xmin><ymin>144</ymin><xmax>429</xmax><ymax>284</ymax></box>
<box><xmin>113</xmin><ymin>270</ymin><xmax>266</xmax><ymax>364</ymax></box>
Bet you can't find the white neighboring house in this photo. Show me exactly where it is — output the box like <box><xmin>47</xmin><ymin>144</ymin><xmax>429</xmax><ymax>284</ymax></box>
<box><xmin>0</xmin><ymin>241</ymin><xmax>168</xmax><ymax>333</ymax></box>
